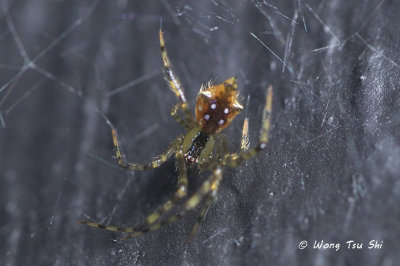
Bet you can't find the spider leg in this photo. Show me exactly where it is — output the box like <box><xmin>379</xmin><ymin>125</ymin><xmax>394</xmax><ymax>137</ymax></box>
<box><xmin>223</xmin><ymin>85</ymin><xmax>273</xmax><ymax>167</ymax></box>
<box><xmin>159</xmin><ymin>30</ymin><xmax>192</xmax><ymax>118</ymax></box>
<box><xmin>132</xmin><ymin>165</ymin><xmax>223</xmax><ymax>239</ymax></box>
<box><xmin>214</xmin><ymin>116</ymin><xmax>248</xmax><ymax>165</ymax></box>
<box><xmin>80</xmin><ymin>166</ymin><xmax>222</xmax><ymax>239</ymax></box>
<box><xmin>188</xmin><ymin>193</ymin><xmax>214</xmax><ymax>241</ymax></box>
<box><xmin>187</xmin><ymin>139</ymin><xmax>227</xmax><ymax>240</ymax></box>
<box><xmin>159</xmin><ymin>29</ymin><xmax>186</xmax><ymax>104</ymax></box>
<box><xmin>216</xmin><ymin>134</ymin><xmax>229</xmax><ymax>156</ymax></box>
<box><xmin>79</xmin><ymin>148</ymin><xmax>189</xmax><ymax>237</ymax></box>
<box><xmin>170</xmin><ymin>103</ymin><xmax>195</xmax><ymax>130</ymax></box>
<box><xmin>112</xmin><ymin>129</ymin><xmax>183</xmax><ymax>170</ymax></box>
<box><xmin>241</xmin><ymin>117</ymin><xmax>250</xmax><ymax>151</ymax></box>
<box><xmin>133</xmin><ymin>148</ymin><xmax>188</xmax><ymax>228</ymax></box>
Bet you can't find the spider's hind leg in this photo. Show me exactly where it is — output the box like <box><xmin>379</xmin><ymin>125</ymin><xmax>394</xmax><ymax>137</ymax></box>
<box><xmin>133</xmin><ymin>147</ymin><xmax>189</xmax><ymax>230</ymax></box>
<box><xmin>92</xmin><ymin>165</ymin><xmax>223</xmax><ymax>240</ymax></box>
<box><xmin>133</xmin><ymin>165</ymin><xmax>224</xmax><ymax>240</ymax></box>
<box><xmin>188</xmin><ymin>193</ymin><xmax>214</xmax><ymax>241</ymax></box>
<box><xmin>80</xmin><ymin>147</ymin><xmax>189</xmax><ymax>238</ymax></box>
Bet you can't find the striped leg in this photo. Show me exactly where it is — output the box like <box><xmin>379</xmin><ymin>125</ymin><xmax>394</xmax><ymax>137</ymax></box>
<box><xmin>223</xmin><ymin>86</ymin><xmax>273</xmax><ymax>167</ymax></box>
<box><xmin>112</xmin><ymin>129</ymin><xmax>183</xmax><ymax>170</ymax></box>
<box><xmin>170</xmin><ymin>103</ymin><xmax>195</xmax><ymax>130</ymax></box>
<box><xmin>159</xmin><ymin>30</ymin><xmax>192</xmax><ymax>118</ymax></box>
<box><xmin>188</xmin><ymin>194</ymin><xmax>214</xmax><ymax>241</ymax></box>
<box><xmin>241</xmin><ymin>117</ymin><xmax>250</xmax><ymax>151</ymax></box>
<box><xmin>79</xmin><ymin>149</ymin><xmax>189</xmax><ymax>237</ymax></box>
<box><xmin>137</xmin><ymin>166</ymin><xmax>223</xmax><ymax>238</ymax></box>
<box><xmin>133</xmin><ymin>148</ymin><xmax>188</xmax><ymax>229</ymax></box>
<box><xmin>80</xmin><ymin>166</ymin><xmax>223</xmax><ymax>239</ymax></box>
<box><xmin>174</xmin><ymin>149</ymin><xmax>189</xmax><ymax>198</ymax></box>
<box><xmin>218</xmin><ymin>115</ymin><xmax>248</xmax><ymax>164</ymax></box>
<box><xmin>214</xmin><ymin>134</ymin><xmax>229</xmax><ymax>163</ymax></box>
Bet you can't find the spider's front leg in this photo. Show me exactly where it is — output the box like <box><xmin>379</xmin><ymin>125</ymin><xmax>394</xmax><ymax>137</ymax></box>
<box><xmin>112</xmin><ymin>129</ymin><xmax>183</xmax><ymax>170</ymax></box>
<box><xmin>223</xmin><ymin>86</ymin><xmax>273</xmax><ymax>167</ymax></box>
<box><xmin>159</xmin><ymin>30</ymin><xmax>186</xmax><ymax>104</ymax></box>
<box><xmin>170</xmin><ymin>103</ymin><xmax>196</xmax><ymax>130</ymax></box>
<box><xmin>159</xmin><ymin>30</ymin><xmax>195</xmax><ymax>126</ymax></box>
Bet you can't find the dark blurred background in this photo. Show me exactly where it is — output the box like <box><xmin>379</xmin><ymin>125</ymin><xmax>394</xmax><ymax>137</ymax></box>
<box><xmin>1</xmin><ymin>0</ymin><xmax>399</xmax><ymax>265</ymax></box>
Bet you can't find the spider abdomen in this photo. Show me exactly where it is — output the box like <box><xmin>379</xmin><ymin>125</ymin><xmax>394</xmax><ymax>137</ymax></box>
<box><xmin>195</xmin><ymin>77</ymin><xmax>243</xmax><ymax>134</ymax></box>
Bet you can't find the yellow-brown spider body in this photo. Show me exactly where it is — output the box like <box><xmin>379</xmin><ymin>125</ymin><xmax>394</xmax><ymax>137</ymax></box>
<box><xmin>182</xmin><ymin>77</ymin><xmax>243</xmax><ymax>165</ymax></box>
<box><xmin>80</xmin><ymin>29</ymin><xmax>273</xmax><ymax>240</ymax></box>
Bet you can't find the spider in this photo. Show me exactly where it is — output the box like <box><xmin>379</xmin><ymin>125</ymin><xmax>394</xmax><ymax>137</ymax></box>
<box><xmin>80</xmin><ymin>29</ymin><xmax>273</xmax><ymax>240</ymax></box>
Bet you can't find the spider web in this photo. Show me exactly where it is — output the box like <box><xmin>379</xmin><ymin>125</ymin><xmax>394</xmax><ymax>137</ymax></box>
<box><xmin>1</xmin><ymin>0</ymin><xmax>399</xmax><ymax>265</ymax></box>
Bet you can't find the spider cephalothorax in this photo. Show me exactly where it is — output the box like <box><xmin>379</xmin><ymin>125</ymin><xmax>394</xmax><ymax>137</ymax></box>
<box><xmin>182</xmin><ymin>129</ymin><xmax>213</xmax><ymax>165</ymax></box>
<box><xmin>80</xmin><ymin>29</ymin><xmax>273</xmax><ymax>240</ymax></box>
